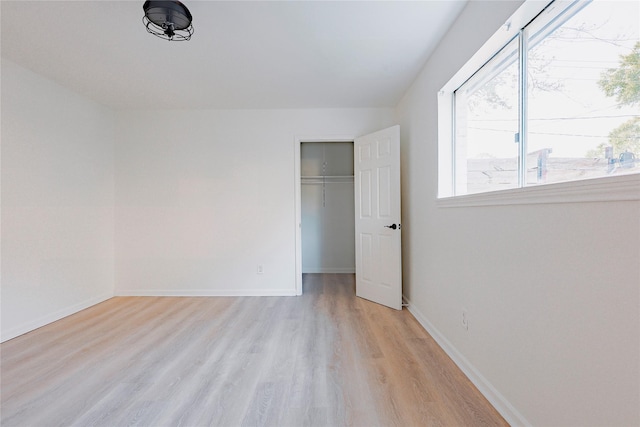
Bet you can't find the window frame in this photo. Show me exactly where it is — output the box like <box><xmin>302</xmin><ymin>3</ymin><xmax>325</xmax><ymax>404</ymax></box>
<box><xmin>437</xmin><ymin>0</ymin><xmax>640</xmax><ymax>206</ymax></box>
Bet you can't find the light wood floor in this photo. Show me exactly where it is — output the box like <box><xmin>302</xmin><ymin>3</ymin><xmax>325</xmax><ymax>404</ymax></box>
<box><xmin>1</xmin><ymin>274</ymin><xmax>507</xmax><ymax>426</ymax></box>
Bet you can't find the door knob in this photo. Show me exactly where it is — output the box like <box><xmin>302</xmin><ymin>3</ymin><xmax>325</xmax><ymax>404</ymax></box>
<box><xmin>384</xmin><ymin>224</ymin><xmax>398</xmax><ymax>230</ymax></box>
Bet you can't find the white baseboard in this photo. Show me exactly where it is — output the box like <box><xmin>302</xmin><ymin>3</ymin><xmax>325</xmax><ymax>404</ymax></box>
<box><xmin>115</xmin><ymin>289</ymin><xmax>298</xmax><ymax>297</ymax></box>
<box><xmin>1</xmin><ymin>292</ymin><xmax>113</xmax><ymax>343</ymax></box>
<box><xmin>403</xmin><ymin>295</ymin><xmax>531</xmax><ymax>427</ymax></box>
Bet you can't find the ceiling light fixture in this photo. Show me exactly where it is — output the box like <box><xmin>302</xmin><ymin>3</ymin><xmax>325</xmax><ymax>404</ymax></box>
<box><xmin>143</xmin><ymin>1</ymin><xmax>193</xmax><ymax>41</ymax></box>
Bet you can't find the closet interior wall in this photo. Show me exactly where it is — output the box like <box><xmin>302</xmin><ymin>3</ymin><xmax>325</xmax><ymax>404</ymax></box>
<box><xmin>301</xmin><ymin>142</ymin><xmax>355</xmax><ymax>274</ymax></box>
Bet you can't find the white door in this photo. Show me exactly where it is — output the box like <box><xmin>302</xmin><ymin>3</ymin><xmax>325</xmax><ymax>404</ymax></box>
<box><xmin>354</xmin><ymin>125</ymin><xmax>402</xmax><ymax>310</ymax></box>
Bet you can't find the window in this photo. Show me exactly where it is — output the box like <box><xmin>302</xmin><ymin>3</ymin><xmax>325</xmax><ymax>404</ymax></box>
<box><xmin>454</xmin><ymin>38</ymin><xmax>520</xmax><ymax>194</ymax></box>
<box><xmin>441</xmin><ymin>0</ymin><xmax>639</xmax><ymax>199</ymax></box>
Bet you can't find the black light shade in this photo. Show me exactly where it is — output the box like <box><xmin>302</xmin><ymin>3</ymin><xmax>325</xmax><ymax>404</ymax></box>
<box><xmin>143</xmin><ymin>1</ymin><xmax>193</xmax><ymax>41</ymax></box>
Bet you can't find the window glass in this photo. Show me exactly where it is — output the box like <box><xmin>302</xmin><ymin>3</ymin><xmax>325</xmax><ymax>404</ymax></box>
<box><xmin>526</xmin><ymin>0</ymin><xmax>640</xmax><ymax>185</ymax></box>
<box><xmin>444</xmin><ymin>0</ymin><xmax>640</xmax><ymax>198</ymax></box>
<box><xmin>454</xmin><ymin>37</ymin><xmax>520</xmax><ymax>195</ymax></box>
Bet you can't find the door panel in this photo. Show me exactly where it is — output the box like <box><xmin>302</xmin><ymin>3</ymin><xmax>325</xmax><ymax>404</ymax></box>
<box><xmin>359</xmin><ymin>170</ymin><xmax>372</xmax><ymax>218</ymax></box>
<box><xmin>378</xmin><ymin>166</ymin><xmax>391</xmax><ymax>218</ymax></box>
<box><xmin>360</xmin><ymin>233</ymin><xmax>373</xmax><ymax>281</ymax></box>
<box><xmin>354</xmin><ymin>125</ymin><xmax>402</xmax><ymax>310</ymax></box>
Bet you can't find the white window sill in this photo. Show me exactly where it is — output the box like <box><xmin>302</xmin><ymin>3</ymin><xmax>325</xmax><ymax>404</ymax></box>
<box><xmin>437</xmin><ymin>174</ymin><xmax>640</xmax><ymax>208</ymax></box>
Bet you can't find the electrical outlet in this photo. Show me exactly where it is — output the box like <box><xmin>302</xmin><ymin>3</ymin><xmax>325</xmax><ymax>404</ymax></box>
<box><xmin>461</xmin><ymin>309</ymin><xmax>469</xmax><ymax>330</ymax></box>
<box><xmin>257</xmin><ymin>265</ymin><xmax>264</xmax><ymax>274</ymax></box>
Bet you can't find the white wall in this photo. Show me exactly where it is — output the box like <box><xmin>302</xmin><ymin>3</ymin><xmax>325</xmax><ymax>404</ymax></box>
<box><xmin>396</xmin><ymin>1</ymin><xmax>640</xmax><ymax>426</ymax></box>
<box><xmin>1</xmin><ymin>59</ymin><xmax>115</xmax><ymax>342</ymax></box>
<box><xmin>114</xmin><ymin>109</ymin><xmax>393</xmax><ymax>295</ymax></box>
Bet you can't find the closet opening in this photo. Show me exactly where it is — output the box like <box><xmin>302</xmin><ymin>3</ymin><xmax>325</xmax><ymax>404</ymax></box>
<box><xmin>299</xmin><ymin>141</ymin><xmax>355</xmax><ymax>293</ymax></box>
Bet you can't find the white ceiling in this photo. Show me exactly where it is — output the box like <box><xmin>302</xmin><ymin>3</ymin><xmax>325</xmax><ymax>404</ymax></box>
<box><xmin>1</xmin><ymin>0</ymin><xmax>467</xmax><ymax>110</ymax></box>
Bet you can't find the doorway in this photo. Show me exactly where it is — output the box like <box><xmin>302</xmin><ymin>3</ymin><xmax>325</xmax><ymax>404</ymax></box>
<box><xmin>294</xmin><ymin>126</ymin><xmax>402</xmax><ymax>307</ymax></box>
<box><xmin>294</xmin><ymin>138</ymin><xmax>355</xmax><ymax>295</ymax></box>
<box><xmin>300</xmin><ymin>141</ymin><xmax>355</xmax><ymax>275</ymax></box>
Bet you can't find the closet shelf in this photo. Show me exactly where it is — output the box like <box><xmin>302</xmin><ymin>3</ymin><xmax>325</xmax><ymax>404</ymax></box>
<box><xmin>301</xmin><ymin>175</ymin><xmax>354</xmax><ymax>184</ymax></box>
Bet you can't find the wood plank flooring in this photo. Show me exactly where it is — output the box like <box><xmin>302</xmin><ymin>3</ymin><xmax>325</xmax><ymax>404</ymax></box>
<box><xmin>1</xmin><ymin>274</ymin><xmax>508</xmax><ymax>426</ymax></box>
